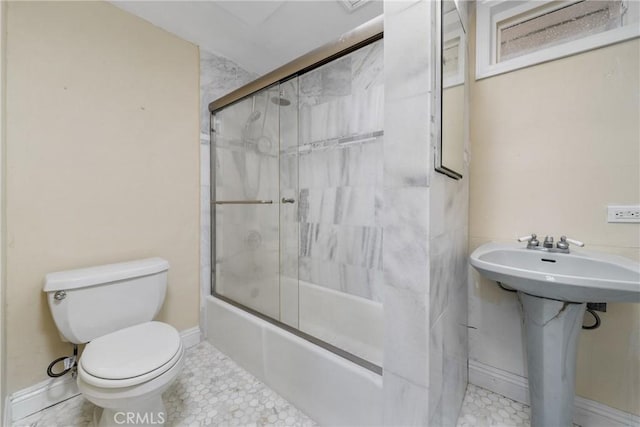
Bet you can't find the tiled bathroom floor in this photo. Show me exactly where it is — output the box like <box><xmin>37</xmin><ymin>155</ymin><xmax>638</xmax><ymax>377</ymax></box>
<box><xmin>456</xmin><ymin>384</ymin><xmax>532</xmax><ymax>427</ymax></box>
<box><xmin>13</xmin><ymin>341</ymin><xmax>317</xmax><ymax>427</ymax></box>
<box><xmin>14</xmin><ymin>341</ymin><xmax>550</xmax><ymax>427</ymax></box>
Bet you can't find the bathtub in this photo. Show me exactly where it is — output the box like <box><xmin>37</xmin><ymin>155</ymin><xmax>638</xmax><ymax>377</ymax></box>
<box><xmin>205</xmin><ymin>290</ymin><xmax>384</xmax><ymax>426</ymax></box>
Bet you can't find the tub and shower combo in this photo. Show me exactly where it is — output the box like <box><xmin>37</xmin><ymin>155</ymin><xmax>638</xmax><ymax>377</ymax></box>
<box><xmin>206</xmin><ymin>17</ymin><xmax>385</xmax><ymax>426</ymax></box>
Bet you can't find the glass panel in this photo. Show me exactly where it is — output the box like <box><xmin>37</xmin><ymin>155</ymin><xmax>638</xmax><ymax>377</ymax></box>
<box><xmin>297</xmin><ymin>39</ymin><xmax>384</xmax><ymax>366</ymax></box>
<box><xmin>213</xmin><ymin>85</ymin><xmax>281</xmax><ymax>319</ymax></box>
<box><xmin>278</xmin><ymin>78</ymin><xmax>300</xmax><ymax>328</ymax></box>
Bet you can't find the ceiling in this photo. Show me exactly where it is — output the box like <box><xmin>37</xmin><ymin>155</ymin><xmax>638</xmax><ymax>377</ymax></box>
<box><xmin>111</xmin><ymin>1</ymin><xmax>383</xmax><ymax>75</ymax></box>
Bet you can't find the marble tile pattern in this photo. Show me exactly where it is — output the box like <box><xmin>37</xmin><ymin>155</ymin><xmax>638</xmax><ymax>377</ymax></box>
<box><xmin>13</xmin><ymin>341</ymin><xmax>316</xmax><ymax>427</ymax></box>
<box><xmin>429</xmin><ymin>199</ymin><xmax>469</xmax><ymax>427</ymax></box>
<box><xmin>456</xmin><ymin>384</ymin><xmax>581</xmax><ymax>427</ymax></box>
<box><xmin>382</xmin><ymin>0</ymin><xmax>434</xmax><ymax>425</ymax></box>
<box><xmin>457</xmin><ymin>384</ymin><xmax>532</xmax><ymax>427</ymax></box>
<box><xmin>296</xmin><ymin>39</ymin><xmax>385</xmax><ymax>303</ymax></box>
<box><xmin>200</xmin><ymin>50</ymin><xmax>257</xmax><ymax>134</ymax></box>
<box><xmin>427</xmin><ymin>0</ymin><xmax>470</xmax><ymax>424</ymax></box>
<box><xmin>383</xmin><ymin>0</ymin><xmax>469</xmax><ymax>425</ymax></box>
<box><xmin>298</xmin><ymin>41</ymin><xmax>384</xmax><ymax>146</ymax></box>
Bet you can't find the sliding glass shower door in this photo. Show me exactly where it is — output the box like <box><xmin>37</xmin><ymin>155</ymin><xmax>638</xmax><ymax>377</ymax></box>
<box><xmin>212</xmin><ymin>38</ymin><xmax>384</xmax><ymax>369</ymax></box>
<box><xmin>212</xmin><ymin>84</ymin><xmax>287</xmax><ymax>321</ymax></box>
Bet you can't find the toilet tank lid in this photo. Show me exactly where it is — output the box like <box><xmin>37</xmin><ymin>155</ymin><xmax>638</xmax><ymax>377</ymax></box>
<box><xmin>43</xmin><ymin>258</ymin><xmax>169</xmax><ymax>292</ymax></box>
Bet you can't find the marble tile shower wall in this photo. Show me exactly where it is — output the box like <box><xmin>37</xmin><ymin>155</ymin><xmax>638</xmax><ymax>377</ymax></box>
<box><xmin>200</xmin><ymin>51</ymin><xmax>258</xmax><ymax>135</ymax></box>
<box><xmin>295</xmin><ymin>40</ymin><xmax>385</xmax><ymax>302</ymax></box>
<box><xmin>200</xmin><ymin>50</ymin><xmax>257</xmax><ymax>331</ymax></box>
<box><xmin>383</xmin><ymin>1</ymin><xmax>468</xmax><ymax>426</ymax></box>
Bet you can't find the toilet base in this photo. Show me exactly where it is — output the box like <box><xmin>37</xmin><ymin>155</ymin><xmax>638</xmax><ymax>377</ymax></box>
<box><xmin>93</xmin><ymin>397</ymin><xmax>167</xmax><ymax>427</ymax></box>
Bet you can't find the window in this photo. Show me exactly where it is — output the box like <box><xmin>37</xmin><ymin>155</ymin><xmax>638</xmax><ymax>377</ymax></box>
<box><xmin>476</xmin><ymin>0</ymin><xmax>640</xmax><ymax>79</ymax></box>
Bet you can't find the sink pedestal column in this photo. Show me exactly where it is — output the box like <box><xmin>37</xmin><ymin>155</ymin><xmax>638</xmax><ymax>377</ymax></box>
<box><xmin>517</xmin><ymin>292</ymin><xmax>586</xmax><ymax>427</ymax></box>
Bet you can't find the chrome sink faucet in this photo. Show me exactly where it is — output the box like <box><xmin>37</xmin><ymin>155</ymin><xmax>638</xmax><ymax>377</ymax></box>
<box><xmin>517</xmin><ymin>233</ymin><xmax>584</xmax><ymax>253</ymax></box>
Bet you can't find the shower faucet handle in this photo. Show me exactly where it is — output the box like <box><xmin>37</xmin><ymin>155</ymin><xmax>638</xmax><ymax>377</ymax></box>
<box><xmin>281</xmin><ymin>197</ymin><xmax>295</xmax><ymax>204</ymax></box>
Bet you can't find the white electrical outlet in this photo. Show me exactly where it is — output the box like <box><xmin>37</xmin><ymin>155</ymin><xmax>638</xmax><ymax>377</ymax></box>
<box><xmin>607</xmin><ymin>205</ymin><xmax>640</xmax><ymax>223</ymax></box>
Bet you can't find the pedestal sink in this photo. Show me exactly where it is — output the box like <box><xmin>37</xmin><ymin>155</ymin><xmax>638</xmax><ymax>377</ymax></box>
<box><xmin>470</xmin><ymin>242</ymin><xmax>640</xmax><ymax>427</ymax></box>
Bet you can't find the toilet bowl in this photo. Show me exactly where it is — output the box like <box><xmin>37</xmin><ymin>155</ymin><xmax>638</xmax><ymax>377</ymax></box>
<box><xmin>43</xmin><ymin>258</ymin><xmax>183</xmax><ymax>427</ymax></box>
<box><xmin>77</xmin><ymin>322</ymin><xmax>185</xmax><ymax>426</ymax></box>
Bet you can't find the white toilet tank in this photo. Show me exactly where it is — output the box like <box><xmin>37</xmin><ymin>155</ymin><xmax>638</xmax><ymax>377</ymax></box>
<box><xmin>44</xmin><ymin>258</ymin><xmax>170</xmax><ymax>344</ymax></box>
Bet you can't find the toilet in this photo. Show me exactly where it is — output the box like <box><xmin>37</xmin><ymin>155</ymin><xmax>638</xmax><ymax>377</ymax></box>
<box><xmin>43</xmin><ymin>258</ymin><xmax>184</xmax><ymax>427</ymax></box>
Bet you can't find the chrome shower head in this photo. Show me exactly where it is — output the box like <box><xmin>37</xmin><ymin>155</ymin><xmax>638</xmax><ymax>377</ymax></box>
<box><xmin>270</xmin><ymin>96</ymin><xmax>291</xmax><ymax>106</ymax></box>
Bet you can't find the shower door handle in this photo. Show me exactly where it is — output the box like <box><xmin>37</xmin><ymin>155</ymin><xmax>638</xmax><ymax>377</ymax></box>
<box><xmin>214</xmin><ymin>200</ymin><xmax>273</xmax><ymax>205</ymax></box>
<box><xmin>281</xmin><ymin>198</ymin><xmax>295</xmax><ymax>204</ymax></box>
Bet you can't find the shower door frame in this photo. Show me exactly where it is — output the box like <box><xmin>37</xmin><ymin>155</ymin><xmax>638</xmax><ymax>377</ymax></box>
<box><xmin>209</xmin><ymin>16</ymin><xmax>384</xmax><ymax>375</ymax></box>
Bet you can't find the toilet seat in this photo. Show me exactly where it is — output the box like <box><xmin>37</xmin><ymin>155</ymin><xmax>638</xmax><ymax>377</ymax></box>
<box><xmin>79</xmin><ymin>321</ymin><xmax>183</xmax><ymax>388</ymax></box>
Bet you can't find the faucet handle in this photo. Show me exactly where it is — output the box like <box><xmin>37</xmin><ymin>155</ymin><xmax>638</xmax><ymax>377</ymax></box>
<box><xmin>518</xmin><ymin>233</ymin><xmax>539</xmax><ymax>247</ymax></box>
<box><xmin>560</xmin><ymin>236</ymin><xmax>584</xmax><ymax>247</ymax></box>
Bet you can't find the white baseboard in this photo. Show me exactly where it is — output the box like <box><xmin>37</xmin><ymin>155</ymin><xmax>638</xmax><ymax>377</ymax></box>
<box><xmin>180</xmin><ymin>326</ymin><xmax>202</xmax><ymax>349</ymax></box>
<box><xmin>468</xmin><ymin>359</ymin><xmax>530</xmax><ymax>405</ymax></box>
<box><xmin>9</xmin><ymin>375</ymin><xmax>79</xmax><ymax>423</ymax></box>
<box><xmin>9</xmin><ymin>326</ymin><xmax>202</xmax><ymax>423</ymax></box>
<box><xmin>469</xmin><ymin>359</ymin><xmax>640</xmax><ymax>427</ymax></box>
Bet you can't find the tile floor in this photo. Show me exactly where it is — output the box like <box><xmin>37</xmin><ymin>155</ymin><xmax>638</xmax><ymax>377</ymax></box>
<box><xmin>456</xmin><ymin>384</ymin><xmax>531</xmax><ymax>427</ymax></box>
<box><xmin>14</xmin><ymin>341</ymin><xmax>541</xmax><ymax>427</ymax></box>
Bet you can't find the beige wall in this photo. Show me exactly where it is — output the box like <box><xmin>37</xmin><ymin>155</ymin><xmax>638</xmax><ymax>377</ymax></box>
<box><xmin>1</xmin><ymin>0</ymin><xmax>7</xmax><ymax>420</ymax></box>
<box><xmin>5</xmin><ymin>1</ymin><xmax>200</xmax><ymax>393</ymax></box>
<box><xmin>469</xmin><ymin>14</ymin><xmax>640</xmax><ymax>415</ymax></box>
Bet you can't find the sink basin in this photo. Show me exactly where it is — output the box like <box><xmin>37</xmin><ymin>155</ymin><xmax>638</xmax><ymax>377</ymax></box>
<box><xmin>470</xmin><ymin>242</ymin><xmax>640</xmax><ymax>302</ymax></box>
